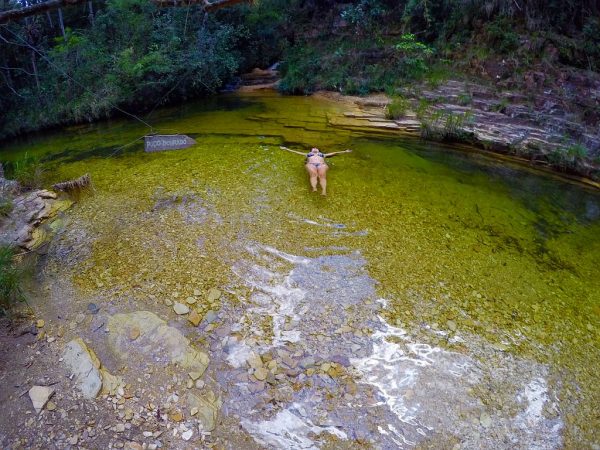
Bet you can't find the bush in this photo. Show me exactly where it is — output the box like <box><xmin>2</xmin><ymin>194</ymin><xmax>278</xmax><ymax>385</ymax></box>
<box><xmin>0</xmin><ymin>245</ymin><xmax>24</xmax><ymax>312</ymax></box>
<box><xmin>394</xmin><ymin>33</ymin><xmax>435</xmax><ymax>80</ymax></box>
<box><xmin>0</xmin><ymin>198</ymin><xmax>13</xmax><ymax>217</ymax></box>
<box><xmin>385</xmin><ymin>96</ymin><xmax>410</xmax><ymax>119</ymax></box>
<box><xmin>6</xmin><ymin>153</ymin><xmax>46</xmax><ymax>190</ymax></box>
<box><xmin>547</xmin><ymin>143</ymin><xmax>589</xmax><ymax>170</ymax></box>
<box><xmin>483</xmin><ymin>17</ymin><xmax>520</xmax><ymax>54</ymax></box>
<box><xmin>420</xmin><ymin>109</ymin><xmax>474</xmax><ymax>141</ymax></box>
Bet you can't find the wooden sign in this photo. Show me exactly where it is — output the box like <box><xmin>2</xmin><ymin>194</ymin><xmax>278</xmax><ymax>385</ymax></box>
<box><xmin>144</xmin><ymin>134</ymin><xmax>196</xmax><ymax>152</ymax></box>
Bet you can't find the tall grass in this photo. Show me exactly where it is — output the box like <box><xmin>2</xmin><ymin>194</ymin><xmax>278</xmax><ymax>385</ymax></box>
<box><xmin>0</xmin><ymin>245</ymin><xmax>25</xmax><ymax>312</ymax></box>
<box><xmin>385</xmin><ymin>96</ymin><xmax>410</xmax><ymax>119</ymax></box>
<box><xmin>5</xmin><ymin>153</ymin><xmax>46</xmax><ymax>190</ymax></box>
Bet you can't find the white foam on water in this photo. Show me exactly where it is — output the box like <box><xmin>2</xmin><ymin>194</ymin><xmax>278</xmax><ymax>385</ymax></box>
<box><xmin>225</xmin><ymin>340</ymin><xmax>254</xmax><ymax>369</ymax></box>
<box><xmin>259</xmin><ymin>244</ymin><xmax>311</xmax><ymax>265</ymax></box>
<box><xmin>514</xmin><ymin>377</ymin><xmax>563</xmax><ymax>447</ymax></box>
<box><xmin>352</xmin><ymin>315</ymin><xmax>564</xmax><ymax>449</ymax></box>
<box><xmin>351</xmin><ymin>319</ymin><xmax>435</xmax><ymax>427</ymax></box>
<box><xmin>229</xmin><ymin>245</ymin><xmax>307</xmax><ymax>352</ymax></box>
<box><xmin>241</xmin><ymin>405</ymin><xmax>348</xmax><ymax>450</ymax></box>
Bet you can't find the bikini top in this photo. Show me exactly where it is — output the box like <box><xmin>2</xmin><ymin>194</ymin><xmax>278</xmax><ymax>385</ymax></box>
<box><xmin>306</xmin><ymin>152</ymin><xmax>325</xmax><ymax>158</ymax></box>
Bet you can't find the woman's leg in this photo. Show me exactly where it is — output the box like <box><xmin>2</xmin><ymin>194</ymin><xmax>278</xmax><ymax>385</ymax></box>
<box><xmin>305</xmin><ymin>164</ymin><xmax>318</xmax><ymax>192</ymax></box>
<box><xmin>317</xmin><ymin>164</ymin><xmax>329</xmax><ymax>195</ymax></box>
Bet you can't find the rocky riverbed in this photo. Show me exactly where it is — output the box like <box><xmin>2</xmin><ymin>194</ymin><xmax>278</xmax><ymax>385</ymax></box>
<box><xmin>0</xmin><ymin>91</ymin><xmax>598</xmax><ymax>449</ymax></box>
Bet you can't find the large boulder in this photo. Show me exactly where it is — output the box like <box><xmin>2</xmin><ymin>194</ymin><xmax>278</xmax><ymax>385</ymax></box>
<box><xmin>0</xmin><ymin>189</ymin><xmax>72</xmax><ymax>250</ymax></box>
<box><xmin>106</xmin><ymin>311</ymin><xmax>209</xmax><ymax>375</ymax></box>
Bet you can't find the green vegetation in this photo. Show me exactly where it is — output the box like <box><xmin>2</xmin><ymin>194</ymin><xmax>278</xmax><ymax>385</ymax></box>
<box><xmin>385</xmin><ymin>96</ymin><xmax>410</xmax><ymax>120</ymax></box>
<box><xmin>1</xmin><ymin>0</ymin><xmax>599</xmax><ymax>138</ymax></box>
<box><xmin>0</xmin><ymin>245</ymin><xmax>24</xmax><ymax>312</ymax></box>
<box><xmin>419</xmin><ymin>108</ymin><xmax>475</xmax><ymax>142</ymax></box>
<box><xmin>457</xmin><ymin>93</ymin><xmax>472</xmax><ymax>106</ymax></box>
<box><xmin>548</xmin><ymin>142</ymin><xmax>589</xmax><ymax>172</ymax></box>
<box><xmin>5</xmin><ymin>153</ymin><xmax>46</xmax><ymax>190</ymax></box>
<box><xmin>0</xmin><ymin>198</ymin><xmax>13</xmax><ymax>217</ymax></box>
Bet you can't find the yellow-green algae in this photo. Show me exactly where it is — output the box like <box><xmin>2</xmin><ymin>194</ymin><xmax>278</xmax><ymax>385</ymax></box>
<box><xmin>4</xmin><ymin>91</ymin><xmax>599</xmax><ymax>445</ymax></box>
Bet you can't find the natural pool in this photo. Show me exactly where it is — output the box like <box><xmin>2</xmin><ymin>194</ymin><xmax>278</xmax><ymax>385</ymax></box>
<box><xmin>3</xmin><ymin>91</ymin><xmax>599</xmax><ymax>448</ymax></box>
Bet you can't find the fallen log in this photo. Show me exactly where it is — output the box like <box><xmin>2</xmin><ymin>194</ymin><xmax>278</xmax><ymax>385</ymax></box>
<box><xmin>52</xmin><ymin>173</ymin><xmax>91</xmax><ymax>193</ymax></box>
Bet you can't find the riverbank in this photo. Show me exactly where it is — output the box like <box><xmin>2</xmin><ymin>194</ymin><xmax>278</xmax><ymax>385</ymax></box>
<box><xmin>311</xmin><ymin>78</ymin><xmax>600</xmax><ymax>188</ymax></box>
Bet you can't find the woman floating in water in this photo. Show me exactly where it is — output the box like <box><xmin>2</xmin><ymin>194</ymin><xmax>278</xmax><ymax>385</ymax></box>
<box><xmin>280</xmin><ymin>146</ymin><xmax>352</xmax><ymax>196</ymax></box>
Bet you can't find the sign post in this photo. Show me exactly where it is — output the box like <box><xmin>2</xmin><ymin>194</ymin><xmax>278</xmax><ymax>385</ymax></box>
<box><xmin>144</xmin><ymin>134</ymin><xmax>197</xmax><ymax>152</ymax></box>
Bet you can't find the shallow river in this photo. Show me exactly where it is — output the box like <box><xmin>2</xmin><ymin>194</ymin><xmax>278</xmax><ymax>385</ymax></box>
<box><xmin>4</xmin><ymin>91</ymin><xmax>599</xmax><ymax>449</ymax></box>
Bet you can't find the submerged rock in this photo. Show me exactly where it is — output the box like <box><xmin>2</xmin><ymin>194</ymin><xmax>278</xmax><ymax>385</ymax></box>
<box><xmin>173</xmin><ymin>302</ymin><xmax>190</xmax><ymax>315</ymax></box>
<box><xmin>107</xmin><ymin>311</ymin><xmax>209</xmax><ymax>374</ymax></box>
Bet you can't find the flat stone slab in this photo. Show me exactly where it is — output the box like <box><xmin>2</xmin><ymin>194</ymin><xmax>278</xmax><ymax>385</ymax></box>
<box><xmin>107</xmin><ymin>311</ymin><xmax>209</xmax><ymax>374</ymax></box>
<box><xmin>63</xmin><ymin>338</ymin><xmax>103</xmax><ymax>399</ymax></box>
<box><xmin>28</xmin><ymin>386</ymin><xmax>54</xmax><ymax>413</ymax></box>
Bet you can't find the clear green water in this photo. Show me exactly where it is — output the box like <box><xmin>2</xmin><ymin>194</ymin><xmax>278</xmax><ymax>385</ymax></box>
<box><xmin>3</xmin><ymin>91</ymin><xmax>599</xmax><ymax>445</ymax></box>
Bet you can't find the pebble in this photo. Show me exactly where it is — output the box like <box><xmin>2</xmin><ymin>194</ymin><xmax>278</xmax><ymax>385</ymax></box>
<box><xmin>188</xmin><ymin>310</ymin><xmax>201</xmax><ymax>326</ymax></box>
<box><xmin>129</xmin><ymin>327</ymin><xmax>140</xmax><ymax>340</ymax></box>
<box><xmin>87</xmin><ymin>303</ymin><xmax>100</xmax><ymax>314</ymax></box>
<box><xmin>68</xmin><ymin>435</ymin><xmax>79</xmax><ymax>445</ymax></box>
<box><xmin>164</xmin><ymin>299</ymin><xmax>173</xmax><ymax>306</ymax></box>
<box><xmin>116</xmin><ymin>423</ymin><xmax>125</xmax><ymax>432</ymax></box>
<box><xmin>46</xmin><ymin>401</ymin><xmax>56</xmax><ymax>411</ymax></box>
<box><xmin>254</xmin><ymin>367</ymin><xmax>268</xmax><ymax>381</ymax></box>
<box><xmin>188</xmin><ymin>371</ymin><xmax>202</xmax><ymax>381</ymax></box>
<box><xmin>248</xmin><ymin>381</ymin><xmax>265</xmax><ymax>393</ymax></box>
<box><xmin>190</xmin><ymin>407</ymin><xmax>199</xmax><ymax>416</ymax></box>
<box><xmin>207</xmin><ymin>288</ymin><xmax>221</xmax><ymax>302</ymax></box>
<box><xmin>170</xmin><ymin>411</ymin><xmax>184</xmax><ymax>422</ymax></box>
<box><xmin>195</xmin><ymin>380</ymin><xmax>205</xmax><ymax>389</ymax></box>
<box><xmin>36</xmin><ymin>319</ymin><xmax>45</xmax><ymax>328</ymax></box>
<box><xmin>247</xmin><ymin>352</ymin><xmax>263</xmax><ymax>369</ymax></box>
<box><xmin>173</xmin><ymin>303</ymin><xmax>190</xmax><ymax>315</ymax></box>
<box><xmin>181</xmin><ymin>429</ymin><xmax>193</xmax><ymax>441</ymax></box>
<box><xmin>480</xmin><ymin>412</ymin><xmax>492</xmax><ymax>428</ymax></box>
<box><xmin>204</xmin><ymin>310</ymin><xmax>218</xmax><ymax>324</ymax></box>
<box><xmin>299</xmin><ymin>356</ymin><xmax>315</xmax><ymax>369</ymax></box>
<box><xmin>28</xmin><ymin>386</ymin><xmax>54</xmax><ymax>413</ymax></box>
<box><xmin>186</xmin><ymin>296</ymin><xmax>197</xmax><ymax>305</ymax></box>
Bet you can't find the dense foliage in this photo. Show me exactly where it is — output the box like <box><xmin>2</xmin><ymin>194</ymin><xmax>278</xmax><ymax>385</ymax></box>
<box><xmin>276</xmin><ymin>0</ymin><xmax>600</xmax><ymax>94</ymax></box>
<box><xmin>0</xmin><ymin>0</ymin><xmax>598</xmax><ymax>137</ymax></box>
<box><xmin>0</xmin><ymin>0</ymin><xmax>244</xmax><ymax>138</ymax></box>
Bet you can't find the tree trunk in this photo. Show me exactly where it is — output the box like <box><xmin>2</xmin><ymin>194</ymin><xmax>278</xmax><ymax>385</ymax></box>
<box><xmin>57</xmin><ymin>7</ymin><xmax>65</xmax><ymax>39</ymax></box>
<box><xmin>30</xmin><ymin>50</ymin><xmax>40</xmax><ymax>92</ymax></box>
<box><xmin>87</xmin><ymin>0</ymin><xmax>93</xmax><ymax>23</ymax></box>
<box><xmin>46</xmin><ymin>10</ymin><xmax>54</xmax><ymax>27</ymax></box>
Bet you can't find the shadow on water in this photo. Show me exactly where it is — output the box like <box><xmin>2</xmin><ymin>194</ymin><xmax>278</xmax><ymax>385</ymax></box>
<box><xmin>356</xmin><ymin>135</ymin><xmax>600</xmax><ymax>232</ymax></box>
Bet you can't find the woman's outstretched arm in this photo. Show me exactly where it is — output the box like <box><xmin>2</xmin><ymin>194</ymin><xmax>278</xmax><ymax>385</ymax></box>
<box><xmin>324</xmin><ymin>149</ymin><xmax>352</xmax><ymax>157</ymax></box>
<box><xmin>280</xmin><ymin>146</ymin><xmax>307</xmax><ymax>156</ymax></box>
